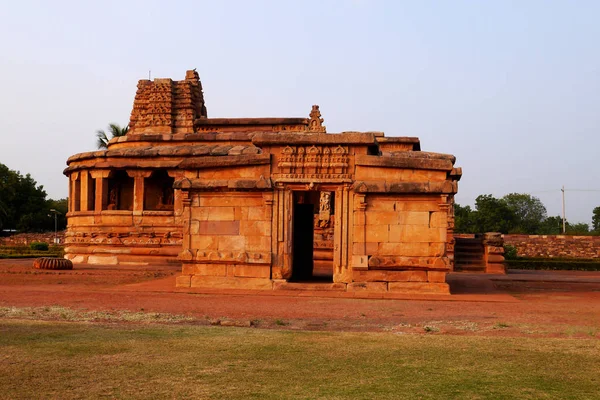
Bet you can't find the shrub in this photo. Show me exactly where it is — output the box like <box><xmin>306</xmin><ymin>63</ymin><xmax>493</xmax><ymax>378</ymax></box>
<box><xmin>29</xmin><ymin>242</ymin><xmax>49</xmax><ymax>251</ymax></box>
<box><xmin>503</xmin><ymin>245</ymin><xmax>518</xmax><ymax>260</ymax></box>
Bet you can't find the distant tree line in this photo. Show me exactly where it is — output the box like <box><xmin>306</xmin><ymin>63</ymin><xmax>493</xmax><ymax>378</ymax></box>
<box><xmin>0</xmin><ymin>163</ymin><xmax>67</xmax><ymax>233</ymax></box>
<box><xmin>455</xmin><ymin>193</ymin><xmax>599</xmax><ymax>235</ymax></box>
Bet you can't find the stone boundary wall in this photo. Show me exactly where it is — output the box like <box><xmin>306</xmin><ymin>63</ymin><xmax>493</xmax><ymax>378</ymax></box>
<box><xmin>503</xmin><ymin>234</ymin><xmax>600</xmax><ymax>259</ymax></box>
<box><xmin>0</xmin><ymin>232</ymin><xmax>66</xmax><ymax>246</ymax></box>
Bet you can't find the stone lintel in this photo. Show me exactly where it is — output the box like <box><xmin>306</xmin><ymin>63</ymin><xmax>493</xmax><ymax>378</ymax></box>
<box><xmin>178</xmin><ymin>154</ymin><xmax>270</xmax><ymax>169</ymax></box>
<box><xmin>252</xmin><ymin>132</ymin><xmax>376</xmax><ymax>145</ymax></box>
<box><xmin>173</xmin><ymin>178</ymin><xmax>272</xmax><ymax>190</ymax></box>
<box><xmin>353</xmin><ymin>180</ymin><xmax>458</xmax><ymax>194</ymax></box>
<box><xmin>356</xmin><ymin>154</ymin><xmax>454</xmax><ymax>171</ymax></box>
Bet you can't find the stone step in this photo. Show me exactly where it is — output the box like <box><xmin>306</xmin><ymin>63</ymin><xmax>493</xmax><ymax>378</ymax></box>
<box><xmin>455</xmin><ymin>264</ymin><xmax>486</xmax><ymax>272</ymax></box>
<box><xmin>272</xmin><ymin>281</ymin><xmax>347</xmax><ymax>291</ymax></box>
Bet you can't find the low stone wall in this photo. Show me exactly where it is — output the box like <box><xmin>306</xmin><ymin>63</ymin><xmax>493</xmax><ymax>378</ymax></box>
<box><xmin>503</xmin><ymin>234</ymin><xmax>600</xmax><ymax>259</ymax></box>
<box><xmin>0</xmin><ymin>232</ymin><xmax>66</xmax><ymax>246</ymax></box>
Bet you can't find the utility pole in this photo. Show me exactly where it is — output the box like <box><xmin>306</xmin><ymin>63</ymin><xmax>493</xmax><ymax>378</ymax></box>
<box><xmin>49</xmin><ymin>209</ymin><xmax>61</xmax><ymax>244</ymax></box>
<box><xmin>561</xmin><ymin>186</ymin><xmax>566</xmax><ymax>233</ymax></box>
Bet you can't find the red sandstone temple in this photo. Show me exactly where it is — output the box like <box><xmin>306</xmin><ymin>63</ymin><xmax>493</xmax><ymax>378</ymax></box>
<box><xmin>64</xmin><ymin>70</ymin><xmax>462</xmax><ymax>294</ymax></box>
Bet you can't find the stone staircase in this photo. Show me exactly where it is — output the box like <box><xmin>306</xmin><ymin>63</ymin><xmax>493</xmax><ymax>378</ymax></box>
<box><xmin>454</xmin><ymin>236</ymin><xmax>485</xmax><ymax>272</ymax></box>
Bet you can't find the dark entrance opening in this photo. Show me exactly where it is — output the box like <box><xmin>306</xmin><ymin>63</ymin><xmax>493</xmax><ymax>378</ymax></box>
<box><xmin>291</xmin><ymin>191</ymin><xmax>333</xmax><ymax>282</ymax></box>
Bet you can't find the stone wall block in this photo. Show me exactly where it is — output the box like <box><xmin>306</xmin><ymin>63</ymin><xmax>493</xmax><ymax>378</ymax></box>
<box><xmin>427</xmin><ymin>271</ymin><xmax>446</xmax><ymax>283</ymax></box>
<box><xmin>365</xmin><ymin>211</ymin><xmax>398</xmax><ymax>225</ymax></box>
<box><xmin>240</xmin><ymin>220</ymin><xmax>270</xmax><ymax>236</ymax></box>
<box><xmin>190</xmin><ymin>235</ymin><xmax>217</xmax><ymax>250</ymax></box>
<box><xmin>206</xmin><ymin>207</ymin><xmax>235</xmax><ymax>221</ymax></box>
<box><xmin>200</xmin><ymin>196</ymin><xmax>264</xmax><ymax>207</ymax></box>
<box><xmin>232</xmin><ymin>265</ymin><xmax>270</xmax><ymax>278</ymax></box>
<box><xmin>217</xmin><ymin>236</ymin><xmax>245</xmax><ymax>251</ymax></box>
<box><xmin>388</xmin><ymin>225</ymin><xmax>445</xmax><ymax>243</ymax></box>
<box><xmin>388</xmin><ymin>282</ymin><xmax>450</xmax><ymax>294</ymax></box>
<box><xmin>247</xmin><ymin>207</ymin><xmax>267</xmax><ymax>221</ymax></box>
<box><xmin>245</xmin><ymin>236</ymin><xmax>271</xmax><ymax>252</ymax></box>
<box><xmin>397</xmin><ymin>211</ymin><xmax>430</xmax><ymax>226</ymax></box>
<box><xmin>377</xmin><ymin>242</ymin><xmax>443</xmax><ymax>257</ymax></box>
<box><xmin>197</xmin><ymin>221</ymin><xmax>240</xmax><ymax>235</ymax></box>
<box><xmin>365</xmin><ymin>224</ymin><xmax>389</xmax><ymax>243</ymax></box>
<box><xmin>352</xmin><ymin>242</ymin><xmax>379</xmax><ymax>256</ymax></box>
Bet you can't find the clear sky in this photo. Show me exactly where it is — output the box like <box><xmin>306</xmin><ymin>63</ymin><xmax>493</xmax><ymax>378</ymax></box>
<box><xmin>1</xmin><ymin>0</ymin><xmax>598</xmax><ymax>225</ymax></box>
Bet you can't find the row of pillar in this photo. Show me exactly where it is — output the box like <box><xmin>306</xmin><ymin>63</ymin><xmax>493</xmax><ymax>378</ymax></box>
<box><xmin>68</xmin><ymin>170</ymin><xmax>181</xmax><ymax>214</ymax></box>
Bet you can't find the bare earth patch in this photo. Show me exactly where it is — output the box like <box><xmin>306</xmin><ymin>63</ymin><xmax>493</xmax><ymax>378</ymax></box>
<box><xmin>0</xmin><ymin>259</ymin><xmax>599</xmax><ymax>338</ymax></box>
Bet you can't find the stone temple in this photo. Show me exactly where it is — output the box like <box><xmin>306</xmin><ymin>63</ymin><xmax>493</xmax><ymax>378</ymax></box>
<box><xmin>64</xmin><ymin>70</ymin><xmax>462</xmax><ymax>294</ymax></box>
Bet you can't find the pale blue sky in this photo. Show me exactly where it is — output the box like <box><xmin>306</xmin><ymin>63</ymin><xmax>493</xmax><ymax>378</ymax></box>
<box><xmin>1</xmin><ymin>0</ymin><xmax>598</xmax><ymax>224</ymax></box>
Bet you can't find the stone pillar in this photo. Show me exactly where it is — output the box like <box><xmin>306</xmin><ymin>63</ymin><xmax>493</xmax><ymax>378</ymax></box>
<box><xmin>80</xmin><ymin>171</ymin><xmax>89</xmax><ymax>212</ymax></box>
<box><xmin>333</xmin><ymin>185</ymin><xmax>352</xmax><ymax>283</ymax></box>
<box><xmin>126</xmin><ymin>170</ymin><xmax>152</xmax><ymax>216</ymax></box>
<box><xmin>351</xmin><ymin>193</ymin><xmax>368</xmax><ymax>271</ymax></box>
<box><xmin>168</xmin><ymin>170</ymin><xmax>184</xmax><ymax>221</ymax></box>
<box><xmin>438</xmin><ymin>197</ymin><xmax>453</xmax><ymax>272</ymax></box>
<box><xmin>483</xmin><ymin>232</ymin><xmax>506</xmax><ymax>274</ymax></box>
<box><xmin>271</xmin><ymin>186</ymin><xmax>284</xmax><ymax>280</ymax></box>
<box><xmin>69</xmin><ymin>172</ymin><xmax>80</xmax><ymax>212</ymax></box>
<box><xmin>281</xmin><ymin>188</ymin><xmax>293</xmax><ymax>279</ymax></box>
<box><xmin>90</xmin><ymin>170</ymin><xmax>110</xmax><ymax>213</ymax></box>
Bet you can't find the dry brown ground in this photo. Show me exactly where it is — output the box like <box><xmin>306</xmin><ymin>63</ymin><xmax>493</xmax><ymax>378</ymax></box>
<box><xmin>1</xmin><ymin>259</ymin><xmax>599</xmax><ymax>338</ymax></box>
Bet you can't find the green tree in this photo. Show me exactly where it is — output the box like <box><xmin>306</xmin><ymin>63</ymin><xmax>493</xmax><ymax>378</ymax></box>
<box><xmin>472</xmin><ymin>194</ymin><xmax>516</xmax><ymax>233</ymax></box>
<box><xmin>502</xmin><ymin>193</ymin><xmax>547</xmax><ymax>234</ymax></box>
<box><xmin>0</xmin><ymin>163</ymin><xmax>61</xmax><ymax>232</ymax></box>
<box><xmin>96</xmin><ymin>123</ymin><xmax>129</xmax><ymax>149</ymax></box>
<box><xmin>566</xmin><ymin>222</ymin><xmax>590</xmax><ymax>235</ymax></box>
<box><xmin>593</xmin><ymin>207</ymin><xmax>600</xmax><ymax>232</ymax></box>
<box><xmin>454</xmin><ymin>204</ymin><xmax>476</xmax><ymax>233</ymax></box>
<box><xmin>537</xmin><ymin>215</ymin><xmax>563</xmax><ymax>234</ymax></box>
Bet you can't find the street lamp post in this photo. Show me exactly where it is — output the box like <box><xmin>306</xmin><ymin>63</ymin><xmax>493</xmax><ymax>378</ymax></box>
<box><xmin>49</xmin><ymin>209</ymin><xmax>61</xmax><ymax>244</ymax></box>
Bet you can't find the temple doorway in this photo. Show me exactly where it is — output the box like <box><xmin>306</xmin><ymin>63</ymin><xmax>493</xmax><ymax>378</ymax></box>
<box><xmin>291</xmin><ymin>191</ymin><xmax>335</xmax><ymax>282</ymax></box>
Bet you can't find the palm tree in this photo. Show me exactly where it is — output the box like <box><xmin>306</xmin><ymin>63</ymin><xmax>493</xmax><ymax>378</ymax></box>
<box><xmin>96</xmin><ymin>123</ymin><xmax>129</xmax><ymax>149</ymax></box>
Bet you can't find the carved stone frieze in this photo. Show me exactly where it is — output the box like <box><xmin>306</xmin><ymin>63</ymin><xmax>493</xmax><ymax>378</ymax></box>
<box><xmin>277</xmin><ymin>145</ymin><xmax>349</xmax><ymax>180</ymax></box>
<box><xmin>65</xmin><ymin>231</ymin><xmax>182</xmax><ymax>246</ymax></box>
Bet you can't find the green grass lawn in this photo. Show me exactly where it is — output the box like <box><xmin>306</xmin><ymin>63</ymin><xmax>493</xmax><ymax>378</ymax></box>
<box><xmin>1</xmin><ymin>320</ymin><xmax>598</xmax><ymax>399</ymax></box>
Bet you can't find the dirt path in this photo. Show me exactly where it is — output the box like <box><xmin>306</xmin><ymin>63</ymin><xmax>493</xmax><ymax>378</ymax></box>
<box><xmin>1</xmin><ymin>259</ymin><xmax>599</xmax><ymax>337</ymax></box>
